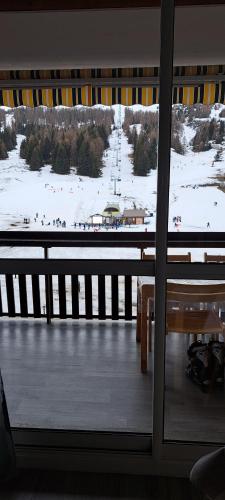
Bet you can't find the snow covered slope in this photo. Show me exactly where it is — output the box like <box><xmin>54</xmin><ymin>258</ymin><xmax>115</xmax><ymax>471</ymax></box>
<box><xmin>0</xmin><ymin>104</ymin><xmax>225</xmax><ymax>261</ymax></box>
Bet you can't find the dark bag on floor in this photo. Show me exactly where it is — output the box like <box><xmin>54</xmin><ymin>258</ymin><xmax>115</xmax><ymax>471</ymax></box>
<box><xmin>0</xmin><ymin>370</ymin><xmax>16</xmax><ymax>481</ymax></box>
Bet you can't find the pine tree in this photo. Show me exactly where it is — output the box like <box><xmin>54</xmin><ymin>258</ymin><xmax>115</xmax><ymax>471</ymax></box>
<box><xmin>97</xmin><ymin>125</ymin><xmax>109</xmax><ymax>148</ymax></box>
<box><xmin>26</xmin><ymin>135</ymin><xmax>38</xmax><ymax>163</ymax></box>
<box><xmin>208</xmin><ymin>119</ymin><xmax>216</xmax><ymax>141</ymax></box>
<box><xmin>41</xmin><ymin>135</ymin><xmax>52</xmax><ymax>164</ymax></box>
<box><xmin>171</xmin><ymin>134</ymin><xmax>185</xmax><ymax>155</ymax></box>
<box><xmin>20</xmin><ymin>139</ymin><xmax>27</xmax><ymax>159</ymax></box>
<box><xmin>77</xmin><ymin>140</ymin><xmax>92</xmax><ymax>176</ymax></box>
<box><xmin>2</xmin><ymin>127</ymin><xmax>16</xmax><ymax>151</ymax></box>
<box><xmin>29</xmin><ymin>146</ymin><xmax>43</xmax><ymax>171</ymax></box>
<box><xmin>0</xmin><ymin>140</ymin><xmax>8</xmax><ymax>160</ymax></box>
<box><xmin>148</xmin><ymin>136</ymin><xmax>158</xmax><ymax>168</ymax></box>
<box><xmin>133</xmin><ymin>134</ymin><xmax>150</xmax><ymax>176</ymax></box>
<box><xmin>52</xmin><ymin>143</ymin><xmax>70</xmax><ymax>175</ymax></box>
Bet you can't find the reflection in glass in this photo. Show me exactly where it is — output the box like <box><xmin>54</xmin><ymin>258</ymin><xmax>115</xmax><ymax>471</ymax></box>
<box><xmin>164</xmin><ymin>279</ymin><xmax>225</xmax><ymax>443</ymax></box>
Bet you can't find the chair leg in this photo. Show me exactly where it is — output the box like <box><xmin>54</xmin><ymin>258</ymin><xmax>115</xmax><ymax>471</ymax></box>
<box><xmin>136</xmin><ymin>287</ymin><xmax>141</xmax><ymax>342</ymax></box>
<box><xmin>149</xmin><ymin>314</ymin><xmax>152</xmax><ymax>352</ymax></box>
<box><xmin>136</xmin><ymin>312</ymin><xmax>141</xmax><ymax>343</ymax></box>
<box><xmin>141</xmin><ymin>330</ymin><xmax>148</xmax><ymax>373</ymax></box>
<box><xmin>141</xmin><ymin>298</ymin><xmax>148</xmax><ymax>373</ymax></box>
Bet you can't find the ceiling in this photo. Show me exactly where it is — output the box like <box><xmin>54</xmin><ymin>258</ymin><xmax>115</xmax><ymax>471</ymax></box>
<box><xmin>0</xmin><ymin>5</ymin><xmax>224</xmax><ymax>70</ymax></box>
<box><xmin>1</xmin><ymin>0</ymin><xmax>225</xmax><ymax>10</ymax></box>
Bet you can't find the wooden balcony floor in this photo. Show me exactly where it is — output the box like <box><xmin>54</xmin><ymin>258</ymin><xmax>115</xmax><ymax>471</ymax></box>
<box><xmin>0</xmin><ymin>318</ymin><xmax>224</xmax><ymax>442</ymax></box>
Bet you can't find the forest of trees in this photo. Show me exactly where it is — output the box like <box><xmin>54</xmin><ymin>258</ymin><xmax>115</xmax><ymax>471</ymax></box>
<box><xmin>192</xmin><ymin>119</ymin><xmax>225</xmax><ymax>152</ymax></box>
<box><xmin>123</xmin><ymin>107</ymin><xmax>185</xmax><ymax>175</ymax></box>
<box><xmin>15</xmin><ymin>107</ymin><xmax>113</xmax><ymax>176</ymax></box>
<box><xmin>13</xmin><ymin>107</ymin><xmax>114</xmax><ymax>132</ymax></box>
<box><xmin>20</xmin><ymin>123</ymin><xmax>111</xmax><ymax>176</ymax></box>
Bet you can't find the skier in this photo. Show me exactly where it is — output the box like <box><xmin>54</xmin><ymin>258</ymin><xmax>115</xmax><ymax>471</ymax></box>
<box><xmin>214</xmin><ymin>201</ymin><xmax>218</xmax><ymax>206</ymax></box>
<box><xmin>207</xmin><ymin>222</ymin><xmax>210</xmax><ymax>229</ymax></box>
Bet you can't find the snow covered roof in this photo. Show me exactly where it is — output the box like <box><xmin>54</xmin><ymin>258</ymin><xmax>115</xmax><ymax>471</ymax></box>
<box><xmin>105</xmin><ymin>202</ymin><xmax>120</xmax><ymax>210</ymax></box>
<box><xmin>103</xmin><ymin>203</ymin><xmax>120</xmax><ymax>214</ymax></box>
<box><xmin>123</xmin><ymin>209</ymin><xmax>148</xmax><ymax>217</ymax></box>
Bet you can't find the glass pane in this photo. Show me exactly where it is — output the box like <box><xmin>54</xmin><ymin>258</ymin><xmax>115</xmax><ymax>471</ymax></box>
<box><xmin>0</xmin><ymin>275</ymin><xmax>155</xmax><ymax>433</ymax></box>
<box><xmin>0</xmin><ymin>11</ymin><xmax>160</xmax><ymax>437</ymax></box>
<box><xmin>164</xmin><ymin>278</ymin><xmax>225</xmax><ymax>443</ymax></box>
<box><xmin>167</xmin><ymin>5</ymin><xmax>225</xmax><ymax>261</ymax></box>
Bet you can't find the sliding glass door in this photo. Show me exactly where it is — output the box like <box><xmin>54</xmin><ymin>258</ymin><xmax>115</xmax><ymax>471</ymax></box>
<box><xmin>153</xmin><ymin>0</ymin><xmax>225</xmax><ymax>470</ymax></box>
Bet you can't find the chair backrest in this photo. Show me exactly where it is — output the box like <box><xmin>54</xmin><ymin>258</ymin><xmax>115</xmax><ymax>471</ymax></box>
<box><xmin>204</xmin><ymin>253</ymin><xmax>225</xmax><ymax>263</ymax></box>
<box><xmin>142</xmin><ymin>251</ymin><xmax>191</xmax><ymax>262</ymax></box>
<box><xmin>142</xmin><ymin>252</ymin><xmax>155</xmax><ymax>261</ymax></box>
<box><xmin>167</xmin><ymin>282</ymin><xmax>225</xmax><ymax>304</ymax></box>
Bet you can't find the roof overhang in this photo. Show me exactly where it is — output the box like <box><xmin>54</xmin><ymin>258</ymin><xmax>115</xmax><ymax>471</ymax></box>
<box><xmin>0</xmin><ymin>5</ymin><xmax>225</xmax><ymax>69</ymax></box>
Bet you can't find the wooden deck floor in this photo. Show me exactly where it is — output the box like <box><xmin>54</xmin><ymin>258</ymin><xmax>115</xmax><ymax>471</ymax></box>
<box><xmin>0</xmin><ymin>318</ymin><xmax>224</xmax><ymax>442</ymax></box>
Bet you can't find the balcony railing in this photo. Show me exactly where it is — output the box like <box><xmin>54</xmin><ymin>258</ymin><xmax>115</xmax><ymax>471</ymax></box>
<box><xmin>0</xmin><ymin>231</ymin><xmax>224</xmax><ymax>322</ymax></box>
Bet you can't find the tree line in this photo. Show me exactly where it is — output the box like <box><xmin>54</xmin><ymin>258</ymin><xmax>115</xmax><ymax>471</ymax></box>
<box><xmin>13</xmin><ymin>106</ymin><xmax>114</xmax><ymax>131</ymax></box>
<box><xmin>20</xmin><ymin>123</ymin><xmax>111</xmax><ymax>176</ymax></box>
<box><xmin>14</xmin><ymin>107</ymin><xmax>113</xmax><ymax>176</ymax></box>
<box><xmin>123</xmin><ymin>107</ymin><xmax>185</xmax><ymax>176</ymax></box>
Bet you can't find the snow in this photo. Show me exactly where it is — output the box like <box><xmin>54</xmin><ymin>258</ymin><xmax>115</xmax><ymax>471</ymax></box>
<box><xmin>182</xmin><ymin>123</ymin><xmax>196</xmax><ymax>145</ymax></box>
<box><xmin>0</xmin><ymin>104</ymin><xmax>224</xmax><ymax>265</ymax></box>
<box><xmin>129</xmin><ymin>123</ymin><xmax>142</xmax><ymax>135</ymax></box>
<box><xmin>209</xmin><ymin>103</ymin><xmax>225</xmax><ymax>120</ymax></box>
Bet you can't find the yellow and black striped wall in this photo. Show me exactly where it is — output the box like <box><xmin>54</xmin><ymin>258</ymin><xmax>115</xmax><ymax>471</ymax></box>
<box><xmin>0</xmin><ymin>65</ymin><xmax>224</xmax><ymax>107</ymax></box>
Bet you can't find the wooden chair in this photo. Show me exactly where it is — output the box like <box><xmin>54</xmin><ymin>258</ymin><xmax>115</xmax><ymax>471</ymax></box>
<box><xmin>136</xmin><ymin>252</ymin><xmax>192</xmax><ymax>350</ymax></box>
<box><xmin>204</xmin><ymin>253</ymin><xmax>225</xmax><ymax>263</ymax></box>
<box><xmin>141</xmin><ymin>282</ymin><xmax>225</xmax><ymax>373</ymax></box>
<box><xmin>141</xmin><ymin>251</ymin><xmax>191</xmax><ymax>262</ymax></box>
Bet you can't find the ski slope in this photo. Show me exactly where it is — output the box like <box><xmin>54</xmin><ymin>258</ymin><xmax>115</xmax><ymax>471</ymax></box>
<box><xmin>0</xmin><ymin>104</ymin><xmax>224</xmax><ymax>262</ymax></box>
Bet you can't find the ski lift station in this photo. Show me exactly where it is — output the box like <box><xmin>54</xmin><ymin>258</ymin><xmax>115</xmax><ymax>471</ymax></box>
<box><xmin>102</xmin><ymin>203</ymin><xmax>120</xmax><ymax>223</ymax></box>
